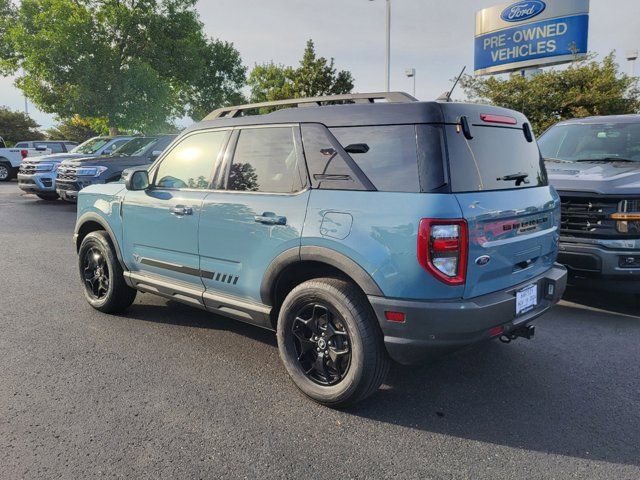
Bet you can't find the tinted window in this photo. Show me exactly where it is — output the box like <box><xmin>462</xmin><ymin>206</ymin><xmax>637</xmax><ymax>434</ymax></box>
<box><xmin>330</xmin><ymin>125</ymin><xmax>421</xmax><ymax>193</ymax></box>
<box><xmin>155</xmin><ymin>131</ymin><xmax>228</xmax><ymax>189</ymax></box>
<box><xmin>14</xmin><ymin>143</ymin><xmax>27</xmax><ymax>148</ymax></box>
<box><xmin>445</xmin><ymin>125</ymin><xmax>546</xmax><ymax>192</ymax></box>
<box><xmin>301</xmin><ymin>124</ymin><xmax>369</xmax><ymax>191</ymax></box>
<box><xmin>539</xmin><ymin>122</ymin><xmax>640</xmax><ymax>162</ymax></box>
<box><xmin>114</xmin><ymin>137</ymin><xmax>158</xmax><ymax>156</ymax></box>
<box><xmin>104</xmin><ymin>139</ymin><xmax>130</xmax><ymax>154</ymax></box>
<box><xmin>46</xmin><ymin>143</ymin><xmax>64</xmax><ymax>153</ymax></box>
<box><xmin>417</xmin><ymin>125</ymin><xmax>447</xmax><ymax>192</ymax></box>
<box><xmin>228</xmin><ymin>128</ymin><xmax>302</xmax><ymax>193</ymax></box>
<box><xmin>73</xmin><ymin>138</ymin><xmax>110</xmax><ymax>154</ymax></box>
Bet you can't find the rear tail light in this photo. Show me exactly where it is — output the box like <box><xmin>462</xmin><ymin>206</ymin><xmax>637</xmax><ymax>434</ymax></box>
<box><xmin>20</xmin><ymin>149</ymin><xmax>29</xmax><ymax>159</ymax></box>
<box><xmin>418</xmin><ymin>219</ymin><xmax>468</xmax><ymax>285</ymax></box>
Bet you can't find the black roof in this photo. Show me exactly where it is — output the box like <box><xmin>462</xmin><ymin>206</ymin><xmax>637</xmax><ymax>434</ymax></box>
<box><xmin>185</xmin><ymin>101</ymin><xmax>528</xmax><ymax>133</ymax></box>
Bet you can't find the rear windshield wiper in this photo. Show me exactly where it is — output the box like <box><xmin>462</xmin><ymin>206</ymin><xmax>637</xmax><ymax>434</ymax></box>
<box><xmin>497</xmin><ymin>172</ymin><xmax>530</xmax><ymax>185</ymax></box>
<box><xmin>575</xmin><ymin>157</ymin><xmax>637</xmax><ymax>163</ymax></box>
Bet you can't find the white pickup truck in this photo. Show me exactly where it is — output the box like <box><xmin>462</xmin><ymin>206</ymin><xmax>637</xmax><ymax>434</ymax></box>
<box><xmin>0</xmin><ymin>136</ymin><xmax>51</xmax><ymax>182</ymax></box>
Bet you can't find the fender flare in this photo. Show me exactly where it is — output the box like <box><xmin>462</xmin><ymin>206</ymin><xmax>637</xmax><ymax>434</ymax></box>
<box><xmin>74</xmin><ymin>212</ymin><xmax>127</xmax><ymax>269</ymax></box>
<box><xmin>260</xmin><ymin>246</ymin><xmax>384</xmax><ymax>305</ymax></box>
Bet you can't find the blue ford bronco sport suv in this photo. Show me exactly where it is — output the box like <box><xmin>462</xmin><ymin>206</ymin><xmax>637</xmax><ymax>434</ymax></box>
<box><xmin>73</xmin><ymin>93</ymin><xmax>567</xmax><ymax>406</ymax></box>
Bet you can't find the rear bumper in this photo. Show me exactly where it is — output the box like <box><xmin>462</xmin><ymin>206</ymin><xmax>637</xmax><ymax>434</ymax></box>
<box><xmin>17</xmin><ymin>173</ymin><xmax>56</xmax><ymax>193</ymax></box>
<box><xmin>369</xmin><ymin>264</ymin><xmax>567</xmax><ymax>365</ymax></box>
<box><xmin>558</xmin><ymin>240</ymin><xmax>640</xmax><ymax>293</ymax></box>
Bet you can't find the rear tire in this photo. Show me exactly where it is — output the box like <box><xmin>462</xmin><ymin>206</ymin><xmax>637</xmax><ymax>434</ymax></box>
<box><xmin>0</xmin><ymin>161</ymin><xmax>13</xmax><ymax>182</ymax></box>
<box><xmin>36</xmin><ymin>192</ymin><xmax>59</xmax><ymax>201</ymax></box>
<box><xmin>277</xmin><ymin>277</ymin><xmax>390</xmax><ymax>407</ymax></box>
<box><xmin>78</xmin><ymin>231</ymin><xmax>137</xmax><ymax>313</ymax></box>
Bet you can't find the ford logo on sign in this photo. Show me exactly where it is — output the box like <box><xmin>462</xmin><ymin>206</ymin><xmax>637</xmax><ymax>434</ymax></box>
<box><xmin>501</xmin><ymin>1</ymin><xmax>546</xmax><ymax>23</ymax></box>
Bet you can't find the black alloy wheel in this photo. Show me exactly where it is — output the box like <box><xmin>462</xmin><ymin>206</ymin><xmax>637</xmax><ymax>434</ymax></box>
<box><xmin>82</xmin><ymin>247</ymin><xmax>110</xmax><ymax>300</ymax></box>
<box><xmin>292</xmin><ymin>303</ymin><xmax>351</xmax><ymax>386</ymax></box>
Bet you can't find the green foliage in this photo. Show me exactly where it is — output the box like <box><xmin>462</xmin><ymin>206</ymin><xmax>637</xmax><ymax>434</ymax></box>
<box><xmin>0</xmin><ymin>0</ymin><xmax>246</xmax><ymax>131</ymax></box>
<box><xmin>461</xmin><ymin>53</ymin><xmax>640</xmax><ymax>134</ymax></box>
<box><xmin>45</xmin><ymin>115</ymin><xmax>102</xmax><ymax>143</ymax></box>
<box><xmin>0</xmin><ymin>106</ymin><xmax>44</xmax><ymax>145</ymax></box>
<box><xmin>248</xmin><ymin>40</ymin><xmax>354</xmax><ymax>103</ymax></box>
<box><xmin>0</xmin><ymin>0</ymin><xmax>17</xmax><ymax>64</ymax></box>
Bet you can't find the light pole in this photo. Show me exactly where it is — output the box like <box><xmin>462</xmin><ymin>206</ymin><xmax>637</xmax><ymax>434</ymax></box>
<box><xmin>627</xmin><ymin>50</ymin><xmax>639</xmax><ymax>77</ymax></box>
<box><xmin>370</xmin><ymin>0</ymin><xmax>391</xmax><ymax>92</ymax></box>
<box><xmin>405</xmin><ymin>68</ymin><xmax>416</xmax><ymax>97</ymax></box>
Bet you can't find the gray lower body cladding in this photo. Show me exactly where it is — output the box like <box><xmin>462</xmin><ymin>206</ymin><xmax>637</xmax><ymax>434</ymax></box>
<box><xmin>369</xmin><ymin>264</ymin><xmax>567</xmax><ymax>365</ymax></box>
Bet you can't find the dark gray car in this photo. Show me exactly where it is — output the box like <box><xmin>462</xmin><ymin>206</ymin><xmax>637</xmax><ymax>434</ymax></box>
<box><xmin>539</xmin><ymin>114</ymin><xmax>640</xmax><ymax>293</ymax></box>
<box><xmin>56</xmin><ymin>135</ymin><xmax>177</xmax><ymax>202</ymax></box>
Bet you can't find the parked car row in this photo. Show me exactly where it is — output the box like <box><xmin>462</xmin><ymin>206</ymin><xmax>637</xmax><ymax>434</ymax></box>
<box><xmin>16</xmin><ymin>134</ymin><xmax>176</xmax><ymax>201</ymax></box>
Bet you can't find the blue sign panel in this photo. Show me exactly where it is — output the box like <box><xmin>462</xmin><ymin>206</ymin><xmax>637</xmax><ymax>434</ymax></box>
<box><xmin>475</xmin><ymin>14</ymin><xmax>589</xmax><ymax>74</ymax></box>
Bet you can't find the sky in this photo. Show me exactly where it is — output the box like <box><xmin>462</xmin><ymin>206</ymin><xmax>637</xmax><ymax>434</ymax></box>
<box><xmin>0</xmin><ymin>0</ymin><xmax>638</xmax><ymax>130</ymax></box>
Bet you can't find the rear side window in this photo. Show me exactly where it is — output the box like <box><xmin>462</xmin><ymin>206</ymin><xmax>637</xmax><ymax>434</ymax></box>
<box><xmin>445</xmin><ymin>125</ymin><xmax>546</xmax><ymax>192</ymax></box>
<box><xmin>14</xmin><ymin>142</ymin><xmax>27</xmax><ymax>148</ymax></box>
<box><xmin>330</xmin><ymin>125</ymin><xmax>421</xmax><ymax>193</ymax></box>
<box><xmin>45</xmin><ymin>143</ymin><xmax>64</xmax><ymax>153</ymax></box>
<box><xmin>301</xmin><ymin>124</ymin><xmax>371</xmax><ymax>191</ymax></box>
<box><xmin>155</xmin><ymin>130</ymin><xmax>228</xmax><ymax>189</ymax></box>
<box><xmin>228</xmin><ymin>127</ymin><xmax>303</xmax><ymax>193</ymax></box>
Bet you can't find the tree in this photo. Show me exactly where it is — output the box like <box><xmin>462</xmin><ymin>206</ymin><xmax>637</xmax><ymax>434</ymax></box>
<box><xmin>0</xmin><ymin>0</ymin><xmax>246</xmax><ymax>134</ymax></box>
<box><xmin>45</xmin><ymin>116</ymin><xmax>102</xmax><ymax>143</ymax></box>
<box><xmin>0</xmin><ymin>106</ymin><xmax>45</xmax><ymax>145</ymax></box>
<box><xmin>460</xmin><ymin>53</ymin><xmax>640</xmax><ymax>134</ymax></box>
<box><xmin>248</xmin><ymin>40</ymin><xmax>354</xmax><ymax>103</ymax></box>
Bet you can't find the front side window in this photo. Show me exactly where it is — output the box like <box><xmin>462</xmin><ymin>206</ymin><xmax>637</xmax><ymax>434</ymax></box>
<box><xmin>155</xmin><ymin>130</ymin><xmax>229</xmax><ymax>189</ymax></box>
<box><xmin>228</xmin><ymin>127</ymin><xmax>302</xmax><ymax>193</ymax></box>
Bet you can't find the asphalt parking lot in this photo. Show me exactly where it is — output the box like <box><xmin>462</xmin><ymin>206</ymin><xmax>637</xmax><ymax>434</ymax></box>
<box><xmin>1</xmin><ymin>181</ymin><xmax>639</xmax><ymax>480</ymax></box>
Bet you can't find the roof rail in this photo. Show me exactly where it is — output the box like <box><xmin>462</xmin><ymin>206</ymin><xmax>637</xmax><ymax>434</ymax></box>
<box><xmin>204</xmin><ymin>92</ymin><xmax>418</xmax><ymax>120</ymax></box>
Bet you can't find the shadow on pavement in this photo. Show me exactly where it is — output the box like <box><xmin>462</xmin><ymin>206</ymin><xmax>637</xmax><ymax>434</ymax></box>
<box><xmin>562</xmin><ymin>286</ymin><xmax>639</xmax><ymax>317</ymax></box>
<box><xmin>117</xmin><ymin>290</ymin><xmax>639</xmax><ymax>467</ymax></box>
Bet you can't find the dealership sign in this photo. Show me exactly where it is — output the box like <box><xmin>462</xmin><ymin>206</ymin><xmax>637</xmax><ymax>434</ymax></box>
<box><xmin>475</xmin><ymin>0</ymin><xmax>590</xmax><ymax>75</ymax></box>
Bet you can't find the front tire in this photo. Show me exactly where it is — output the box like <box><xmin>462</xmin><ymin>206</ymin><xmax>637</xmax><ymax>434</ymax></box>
<box><xmin>78</xmin><ymin>231</ymin><xmax>137</xmax><ymax>313</ymax></box>
<box><xmin>277</xmin><ymin>278</ymin><xmax>390</xmax><ymax>407</ymax></box>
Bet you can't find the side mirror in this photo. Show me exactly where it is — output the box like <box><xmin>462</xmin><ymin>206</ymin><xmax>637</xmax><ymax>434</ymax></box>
<box><xmin>123</xmin><ymin>167</ymin><xmax>149</xmax><ymax>191</ymax></box>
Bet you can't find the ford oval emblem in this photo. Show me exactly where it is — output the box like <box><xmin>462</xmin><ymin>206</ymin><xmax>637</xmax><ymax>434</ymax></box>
<box><xmin>500</xmin><ymin>1</ymin><xmax>546</xmax><ymax>23</ymax></box>
<box><xmin>475</xmin><ymin>255</ymin><xmax>491</xmax><ymax>267</ymax></box>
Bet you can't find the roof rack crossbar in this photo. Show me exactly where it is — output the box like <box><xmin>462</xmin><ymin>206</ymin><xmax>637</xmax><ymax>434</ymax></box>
<box><xmin>204</xmin><ymin>92</ymin><xmax>417</xmax><ymax>120</ymax></box>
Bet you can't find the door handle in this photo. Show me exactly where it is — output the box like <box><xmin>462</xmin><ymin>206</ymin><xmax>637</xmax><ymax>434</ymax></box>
<box><xmin>170</xmin><ymin>205</ymin><xmax>193</xmax><ymax>216</ymax></box>
<box><xmin>254</xmin><ymin>213</ymin><xmax>287</xmax><ymax>225</ymax></box>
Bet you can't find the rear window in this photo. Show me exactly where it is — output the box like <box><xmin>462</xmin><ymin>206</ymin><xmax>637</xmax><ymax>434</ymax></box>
<box><xmin>445</xmin><ymin>125</ymin><xmax>546</xmax><ymax>192</ymax></box>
